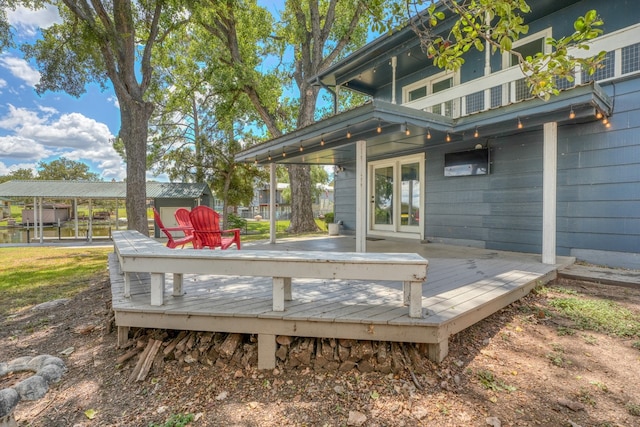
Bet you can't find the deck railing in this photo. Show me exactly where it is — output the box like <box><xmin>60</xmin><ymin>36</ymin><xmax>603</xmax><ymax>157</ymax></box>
<box><xmin>403</xmin><ymin>23</ymin><xmax>640</xmax><ymax>119</ymax></box>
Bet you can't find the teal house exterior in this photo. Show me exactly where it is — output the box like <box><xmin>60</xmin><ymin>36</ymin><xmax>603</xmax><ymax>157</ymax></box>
<box><xmin>237</xmin><ymin>0</ymin><xmax>639</xmax><ymax>269</ymax></box>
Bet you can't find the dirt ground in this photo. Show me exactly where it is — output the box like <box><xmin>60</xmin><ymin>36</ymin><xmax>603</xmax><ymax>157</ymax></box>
<box><xmin>1</xmin><ymin>272</ymin><xmax>639</xmax><ymax>427</ymax></box>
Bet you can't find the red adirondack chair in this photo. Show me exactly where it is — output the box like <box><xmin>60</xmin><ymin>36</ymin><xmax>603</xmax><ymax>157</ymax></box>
<box><xmin>152</xmin><ymin>207</ymin><xmax>194</xmax><ymax>249</ymax></box>
<box><xmin>188</xmin><ymin>205</ymin><xmax>241</xmax><ymax>250</ymax></box>
<box><xmin>174</xmin><ymin>208</ymin><xmax>194</xmax><ymax>240</ymax></box>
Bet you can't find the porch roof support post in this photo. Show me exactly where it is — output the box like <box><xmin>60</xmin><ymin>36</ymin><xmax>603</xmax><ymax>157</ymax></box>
<box><xmin>38</xmin><ymin>197</ymin><xmax>43</xmax><ymax>244</ymax></box>
<box><xmin>355</xmin><ymin>139</ymin><xmax>367</xmax><ymax>252</ymax></box>
<box><xmin>269</xmin><ymin>162</ymin><xmax>277</xmax><ymax>244</ymax></box>
<box><xmin>88</xmin><ymin>199</ymin><xmax>93</xmax><ymax>243</ymax></box>
<box><xmin>542</xmin><ymin>122</ymin><xmax>557</xmax><ymax>264</ymax></box>
<box><xmin>74</xmin><ymin>197</ymin><xmax>79</xmax><ymax>238</ymax></box>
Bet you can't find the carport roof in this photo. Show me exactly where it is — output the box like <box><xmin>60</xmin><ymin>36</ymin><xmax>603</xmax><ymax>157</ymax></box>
<box><xmin>0</xmin><ymin>180</ymin><xmax>210</xmax><ymax>199</ymax></box>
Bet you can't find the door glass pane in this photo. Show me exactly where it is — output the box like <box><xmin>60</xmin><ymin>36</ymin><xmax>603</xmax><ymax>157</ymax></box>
<box><xmin>374</xmin><ymin>166</ymin><xmax>394</xmax><ymax>225</ymax></box>
<box><xmin>401</xmin><ymin>163</ymin><xmax>420</xmax><ymax>226</ymax></box>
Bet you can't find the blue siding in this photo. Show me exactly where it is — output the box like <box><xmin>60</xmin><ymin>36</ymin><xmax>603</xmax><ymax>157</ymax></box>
<box><xmin>332</xmin><ymin>0</ymin><xmax>640</xmax><ymax>267</ymax></box>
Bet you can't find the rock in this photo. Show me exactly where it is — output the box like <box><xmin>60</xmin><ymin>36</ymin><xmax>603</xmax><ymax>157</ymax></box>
<box><xmin>0</xmin><ymin>388</ymin><xmax>20</xmax><ymax>418</ymax></box>
<box><xmin>215</xmin><ymin>391</ymin><xmax>228</xmax><ymax>401</ymax></box>
<box><xmin>357</xmin><ymin>360</ymin><xmax>375</xmax><ymax>373</ymax></box>
<box><xmin>486</xmin><ymin>416</ymin><xmax>501</xmax><ymax>427</ymax></box>
<box><xmin>339</xmin><ymin>360</ymin><xmax>357</xmax><ymax>371</ymax></box>
<box><xmin>59</xmin><ymin>347</ymin><xmax>75</xmax><ymax>356</ymax></box>
<box><xmin>412</xmin><ymin>406</ymin><xmax>428</xmax><ymax>420</ymax></box>
<box><xmin>31</xmin><ymin>299</ymin><xmax>70</xmax><ymax>311</ymax></box>
<box><xmin>558</xmin><ymin>398</ymin><xmax>586</xmax><ymax>411</ymax></box>
<box><xmin>275</xmin><ymin>346</ymin><xmax>288</xmax><ymax>361</ymax></box>
<box><xmin>347</xmin><ymin>410</ymin><xmax>367</xmax><ymax>426</ymax></box>
<box><xmin>13</xmin><ymin>375</ymin><xmax>48</xmax><ymax>401</ymax></box>
<box><xmin>276</xmin><ymin>336</ymin><xmax>293</xmax><ymax>346</ymax></box>
<box><xmin>36</xmin><ymin>364</ymin><xmax>66</xmax><ymax>383</ymax></box>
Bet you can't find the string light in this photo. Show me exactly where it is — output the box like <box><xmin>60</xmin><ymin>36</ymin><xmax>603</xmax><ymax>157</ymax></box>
<box><xmin>569</xmin><ymin>107</ymin><xmax>576</xmax><ymax>119</ymax></box>
<box><xmin>346</xmin><ymin>127</ymin><xmax>351</xmax><ymax>139</ymax></box>
<box><xmin>517</xmin><ymin>117</ymin><xmax>523</xmax><ymax>129</ymax></box>
<box><xmin>595</xmin><ymin>110</ymin><xmax>603</xmax><ymax>119</ymax></box>
<box><xmin>254</xmin><ymin>156</ymin><xmax>258</xmax><ymax>165</ymax></box>
<box><xmin>426</xmin><ymin>128</ymin><xmax>431</xmax><ymax>140</ymax></box>
<box><xmin>282</xmin><ymin>148</ymin><xmax>286</xmax><ymax>158</ymax></box>
<box><xmin>320</xmin><ymin>135</ymin><xmax>325</xmax><ymax>146</ymax></box>
<box><xmin>405</xmin><ymin>122</ymin><xmax>410</xmax><ymax>136</ymax></box>
<box><xmin>377</xmin><ymin>120</ymin><xmax>382</xmax><ymax>133</ymax></box>
<box><xmin>474</xmin><ymin>127</ymin><xmax>479</xmax><ymax>138</ymax></box>
<box><xmin>268</xmin><ymin>151</ymin><xmax>272</xmax><ymax>161</ymax></box>
<box><xmin>299</xmin><ymin>142</ymin><xmax>304</xmax><ymax>152</ymax></box>
<box><xmin>446</xmin><ymin>133</ymin><xmax>451</xmax><ymax>142</ymax></box>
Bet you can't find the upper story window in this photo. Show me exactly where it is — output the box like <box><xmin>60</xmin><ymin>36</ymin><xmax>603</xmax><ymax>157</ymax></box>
<box><xmin>502</xmin><ymin>28</ymin><xmax>553</xmax><ymax>70</ymax></box>
<box><xmin>402</xmin><ymin>70</ymin><xmax>459</xmax><ymax>116</ymax></box>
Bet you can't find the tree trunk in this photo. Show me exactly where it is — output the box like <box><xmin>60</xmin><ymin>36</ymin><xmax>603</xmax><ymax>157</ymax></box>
<box><xmin>287</xmin><ymin>164</ymin><xmax>318</xmax><ymax>233</ymax></box>
<box><xmin>121</xmin><ymin>98</ymin><xmax>154</xmax><ymax>236</ymax></box>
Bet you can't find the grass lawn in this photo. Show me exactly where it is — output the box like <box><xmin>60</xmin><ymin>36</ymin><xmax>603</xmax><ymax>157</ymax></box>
<box><xmin>0</xmin><ymin>219</ymin><xmax>329</xmax><ymax>315</ymax></box>
<box><xmin>0</xmin><ymin>246</ymin><xmax>111</xmax><ymax>316</ymax></box>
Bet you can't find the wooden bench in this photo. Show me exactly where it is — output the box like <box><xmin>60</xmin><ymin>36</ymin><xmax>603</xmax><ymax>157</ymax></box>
<box><xmin>112</xmin><ymin>230</ymin><xmax>428</xmax><ymax>318</ymax></box>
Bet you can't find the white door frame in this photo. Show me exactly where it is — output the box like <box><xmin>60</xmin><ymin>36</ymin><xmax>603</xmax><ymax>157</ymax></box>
<box><xmin>368</xmin><ymin>153</ymin><xmax>425</xmax><ymax>240</ymax></box>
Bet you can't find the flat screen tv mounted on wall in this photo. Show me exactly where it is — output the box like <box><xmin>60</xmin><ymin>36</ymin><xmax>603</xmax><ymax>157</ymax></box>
<box><xmin>444</xmin><ymin>148</ymin><xmax>490</xmax><ymax>177</ymax></box>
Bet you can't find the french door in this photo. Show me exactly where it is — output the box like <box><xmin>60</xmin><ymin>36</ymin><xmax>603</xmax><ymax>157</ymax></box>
<box><xmin>369</xmin><ymin>154</ymin><xmax>424</xmax><ymax>238</ymax></box>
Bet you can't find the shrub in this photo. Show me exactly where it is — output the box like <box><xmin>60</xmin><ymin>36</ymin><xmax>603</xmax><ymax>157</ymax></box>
<box><xmin>227</xmin><ymin>213</ymin><xmax>247</xmax><ymax>229</ymax></box>
<box><xmin>323</xmin><ymin>212</ymin><xmax>334</xmax><ymax>224</ymax></box>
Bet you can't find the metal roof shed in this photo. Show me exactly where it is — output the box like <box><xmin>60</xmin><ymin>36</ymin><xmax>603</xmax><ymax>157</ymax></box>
<box><xmin>0</xmin><ymin>180</ymin><xmax>213</xmax><ymax>242</ymax></box>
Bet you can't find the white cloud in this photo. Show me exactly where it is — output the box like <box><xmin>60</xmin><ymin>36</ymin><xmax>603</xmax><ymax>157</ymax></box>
<box><xmin>0</xmin><ymin>161</ymin><xmax>38</xmax><ymax>176</ymax></box>
<box><xmin>0</xmin><ymin>105</ymin><xmax>126</xmax><ymax>180</ymax></box>
<box><xmin>0</xmin><ymin>78</ymin><xmax>6</xmax><ymax>89</ymax></box>
<box><xmin>7</xmin><ymin>5</ymin><xmax>62</xmax><ymax>38</ymax></box>
<box><xmin>0</xmin><ymin>54</ymin><xmax>41</xmax><ymax>88</ymax></box>
<box><xmin>0</xmin><ymin>135</ymin><xmax>51</xmax><ymax>159</ymax></box>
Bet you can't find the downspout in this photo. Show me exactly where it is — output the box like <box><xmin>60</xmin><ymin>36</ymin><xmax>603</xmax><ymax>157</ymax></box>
<box><xmin>315</xmin><ymin>77</ymin><xmax>338</xmax><ymax>114</ymax></box>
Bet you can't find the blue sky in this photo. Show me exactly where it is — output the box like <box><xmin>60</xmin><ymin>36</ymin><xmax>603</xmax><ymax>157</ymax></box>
<box><xmin>0</xmin><ymin>1</ymin><xmax>372</xmax><ymax>182</ymax></box>
<box><xmin>0</xmin><ymin>5</ymin><xmax>126</xmax><ymax>180</ymax></box>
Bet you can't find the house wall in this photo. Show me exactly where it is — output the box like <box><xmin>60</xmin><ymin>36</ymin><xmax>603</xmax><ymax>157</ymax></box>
<box><xmin>332</xmin><ymin>0</ymin><xmax>640</xmax><ymax>268</ymax></box>
<box><xmin>422</xmin><ymin>76</ymin><xmax>640</xmax><ymax>269</ymax></box>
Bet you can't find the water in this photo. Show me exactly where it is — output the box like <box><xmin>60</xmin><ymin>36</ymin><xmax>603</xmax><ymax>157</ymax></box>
<box><xmin>0</xmin><ymin>224</ymin><xmax>117</xmax><ymax>244</ymax></box>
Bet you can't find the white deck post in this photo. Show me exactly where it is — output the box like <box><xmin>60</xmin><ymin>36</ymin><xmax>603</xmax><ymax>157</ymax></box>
<box><xmin>355</xmin><ymin>139</ymin><xmax>367</xmax><ymax>253</ymax></box>
<box><xmin>272</xmin><ymin>277</ymin><xmax>286</xmax><ymax>311</ymax></box>
<box><xmin>542</xmin><ymin>122</ymin><xmax>557</xmax><ymax>265</ymax></box>
<box><xmin>172</xmin><ymin>273</ymin><xmax>184</xmax><ymax>296</ymax></box>
<box><xmin>258</xmin><ymin>334</ymin><xmax>276</xmax><ymax>370</ymax></box>
<box><xmin>150</xmin><ymin>273</ymin><xmax>165</xmax><ymax>306</ymax></box>
<box><xmin>269</xmin><ymin>162</ymin><xmax>276</xmax><ymax>244</ymax></box>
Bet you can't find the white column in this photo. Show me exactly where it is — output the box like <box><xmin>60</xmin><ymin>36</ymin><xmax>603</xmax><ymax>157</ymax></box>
<box><xmin>74</xmin><ymin>198</ymin><xmax>79</xmax><ymax>238</ymax></box>
<box><xmin>355</xmin><ymin>140</ymin><xmax>367</xmax><ymax>252</ymax></box>
<box><xmin>88</xmin><ymin>199</ymin><xmax>93</xmax><ymax>243</ymax></box>
<box><xmin>391</xmin><ymin>56</ymin><xmax>397</xmax><ymax>104</ymax></box>
<box><xmin>38</xmin><ymin>197</ymin><xmax>43</xmax><ymax>243</ymax></box>
<box><xmin>269</xmin><ymin>162</ymin><xmax>276</xmax><ymax>244</ymax></box>
<box><xmin>542</xmin><ymin>122</ymin><xmax>557</xmax><ymax>265</ymax></box>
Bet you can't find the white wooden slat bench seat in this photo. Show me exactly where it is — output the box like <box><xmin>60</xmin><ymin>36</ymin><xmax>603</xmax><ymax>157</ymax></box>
<box><xmin>112</xmin><ymin>230</ymin><xmax>429</xmax><ymax>319</ymax></box>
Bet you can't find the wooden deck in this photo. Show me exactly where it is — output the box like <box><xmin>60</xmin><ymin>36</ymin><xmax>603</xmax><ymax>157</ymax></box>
<box><xmin>109</xmin><ymin>239</ymin><xmax>572</xmax><ymax>365</ymax></box>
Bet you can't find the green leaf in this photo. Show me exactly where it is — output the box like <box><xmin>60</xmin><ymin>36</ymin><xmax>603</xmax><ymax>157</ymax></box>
<box><xmin>85</xmin><ymin>409</ymin><xmax>97</xmax><ymax>420</ymax></box>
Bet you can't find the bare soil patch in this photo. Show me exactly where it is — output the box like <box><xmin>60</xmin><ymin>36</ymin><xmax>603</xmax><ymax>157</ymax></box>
<box><xmin>2</xmin><ymin>273</ymin><xmax>639</xmax><ymax>427</ymax></box>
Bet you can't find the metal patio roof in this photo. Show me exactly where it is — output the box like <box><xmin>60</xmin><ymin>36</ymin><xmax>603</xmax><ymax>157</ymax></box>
<box><xmin>0</xmin><ymin>181</ymin><xmax>210</xmax><ymax>199</ymax></box>
<box><xmin>236</xmin><ymin>82</ymin><xmax>613</xmax><ymax>166</ymax></box>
